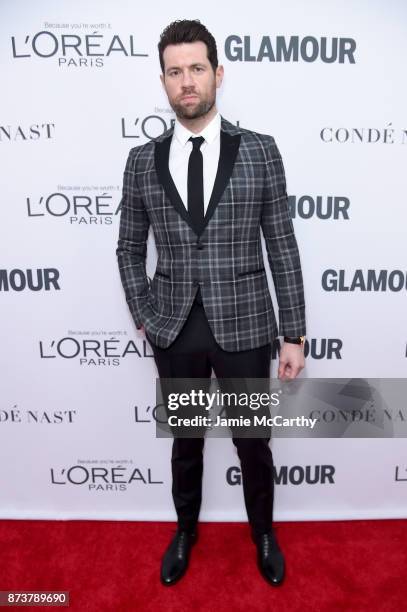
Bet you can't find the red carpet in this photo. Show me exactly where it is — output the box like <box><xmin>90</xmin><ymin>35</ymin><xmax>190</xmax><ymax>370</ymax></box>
<box><xmin>1</xmin><ymin>519</ymin><xmax>406</xmax><ymax>611</ymax></box>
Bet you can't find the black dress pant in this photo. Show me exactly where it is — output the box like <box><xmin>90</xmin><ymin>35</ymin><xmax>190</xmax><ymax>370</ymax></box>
<box><xmin>147</xmin><ymin>289</ymin><xmax>274</xmax><ymax>538</ymax></box>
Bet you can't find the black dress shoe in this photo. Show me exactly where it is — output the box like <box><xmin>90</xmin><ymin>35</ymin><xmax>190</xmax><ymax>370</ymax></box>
<box><xmin>160</xmin><ymin>529</ymin><xmax>197</xmax><ymax>586</ymax></box>
<box><xmin>253</xmin><ymin>530</ymin><xmax>285</xmax><ymax>586</ymax></box>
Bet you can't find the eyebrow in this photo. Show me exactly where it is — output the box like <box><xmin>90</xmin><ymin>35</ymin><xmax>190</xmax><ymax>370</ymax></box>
<box><xmin>166</xmin><ymin>62</ymin><xmax>206</xmax><ymax>72</ymax></box>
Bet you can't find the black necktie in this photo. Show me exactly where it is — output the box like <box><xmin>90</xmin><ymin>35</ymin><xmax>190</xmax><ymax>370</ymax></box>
<box><xmin>187</xmin><ymin>136</ymin><xmax>205</xmax><ymax>235</ymax></box>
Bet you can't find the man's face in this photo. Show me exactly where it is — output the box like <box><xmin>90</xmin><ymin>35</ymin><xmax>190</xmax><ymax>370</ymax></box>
<box><xmin>160</xmin><ymin>41</ymin><xmax>223</xmax><ymax>120</ymax></box>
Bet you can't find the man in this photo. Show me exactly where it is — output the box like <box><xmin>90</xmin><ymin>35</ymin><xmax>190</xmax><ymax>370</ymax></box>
<box><xmin>116</xmin><ymin>19</ymin><xmax>306</xmax><ymax>587</ymax></box>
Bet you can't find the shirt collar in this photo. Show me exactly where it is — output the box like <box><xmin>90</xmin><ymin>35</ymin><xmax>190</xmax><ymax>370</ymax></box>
<box><xmin>173</xmin><ymin>111</ymin><xmax>220</xmax><ymax>147</ymax></box>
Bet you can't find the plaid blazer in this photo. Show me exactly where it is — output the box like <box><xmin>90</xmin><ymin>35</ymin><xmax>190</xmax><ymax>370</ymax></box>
<box><xmin>116</xmin><ymin>115</ymin><xmax>306</xmax><ymax>351</ymax></box>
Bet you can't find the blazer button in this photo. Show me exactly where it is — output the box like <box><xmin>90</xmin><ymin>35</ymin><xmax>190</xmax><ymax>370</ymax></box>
<box><xmin>197</xmin><ymin>243</ymin><xmax>204</xmax><ymax>250</ymax></box>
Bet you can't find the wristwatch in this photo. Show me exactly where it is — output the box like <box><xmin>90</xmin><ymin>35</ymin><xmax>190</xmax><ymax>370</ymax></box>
<box><xmin>284</xmin><ymin>335</ymin><xmax>306</xmax><ymax>346</ymax></box>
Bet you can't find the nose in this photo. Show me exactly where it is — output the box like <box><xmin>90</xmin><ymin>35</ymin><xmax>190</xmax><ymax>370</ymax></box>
<box><xmin>181</xmin><ymin>69</ymin><xmax>194</xmax><ymax>88</ymax></box>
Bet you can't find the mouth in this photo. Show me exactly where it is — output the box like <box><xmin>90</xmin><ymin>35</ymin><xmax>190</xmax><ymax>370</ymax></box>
<box><xmin>180</xmin><ymin>94</ymin><xmax>199</xmax><ymax>102</ymax></box>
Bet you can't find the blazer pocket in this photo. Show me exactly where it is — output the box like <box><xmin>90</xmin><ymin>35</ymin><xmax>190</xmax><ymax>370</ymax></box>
<box><xmin>154</xmin><ymin>270</ymin><xmax>171</xmax><ymax>280</ymax></box>
<box><xmin>237</xmin><ymin>267</ymin><xmax>265</xmax><ymax>278</ymax></box>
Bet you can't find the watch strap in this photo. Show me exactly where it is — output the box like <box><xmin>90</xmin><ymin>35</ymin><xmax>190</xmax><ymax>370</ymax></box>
<box><xmin>284</xmin><ymin>336</ymin><xmax>305</xmax><ymax>345</ymax></box>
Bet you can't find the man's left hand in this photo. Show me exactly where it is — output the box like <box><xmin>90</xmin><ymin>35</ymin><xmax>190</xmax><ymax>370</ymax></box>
<box><xmin>278</xmin><ymin>342</ymin><xmax>305</xmax><ymax>381</ymax></box>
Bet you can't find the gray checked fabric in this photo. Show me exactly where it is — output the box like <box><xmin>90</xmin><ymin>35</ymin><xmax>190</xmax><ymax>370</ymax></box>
<box><xmin>116</xmin><ymin>115</ymin><xmax>306</xmax><ymax>352</ymax></box>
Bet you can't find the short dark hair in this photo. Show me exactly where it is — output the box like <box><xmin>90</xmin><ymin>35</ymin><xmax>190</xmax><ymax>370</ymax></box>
<box><xmin>158</xmin><ymin>19</ymin><xmax>218</xmax><ymax>74</ymax></box>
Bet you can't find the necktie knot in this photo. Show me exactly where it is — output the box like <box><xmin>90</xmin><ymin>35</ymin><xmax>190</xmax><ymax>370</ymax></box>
<box><xmin>189</xmin><ymin>135</ymin><xmax>205</xmax><ymax>151</ymax></box>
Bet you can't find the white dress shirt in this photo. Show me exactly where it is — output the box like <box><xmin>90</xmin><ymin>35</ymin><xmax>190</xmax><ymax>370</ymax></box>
<box><xmin>168</xmin><ymin>111</ymin><xmax>221</xmax><ymax>215</ymax></box>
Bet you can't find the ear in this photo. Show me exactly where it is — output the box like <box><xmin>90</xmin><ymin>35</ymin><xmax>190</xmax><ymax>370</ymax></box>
<box><xmin>215</xmin><ymin>64</ymin><xmax>224</xmax><ymax>89</ymax></box>
<box><xmin>160</xmin><ymin>73</ymin><xmax>165</xmax><ymax>87</ymax></box>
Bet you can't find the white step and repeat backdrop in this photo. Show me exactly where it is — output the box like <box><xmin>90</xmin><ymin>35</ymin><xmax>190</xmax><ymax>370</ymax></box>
<box><xmin>1</xmin><ymin>0</ymin><xmax>406</xmax><ymax>521</ymax></box>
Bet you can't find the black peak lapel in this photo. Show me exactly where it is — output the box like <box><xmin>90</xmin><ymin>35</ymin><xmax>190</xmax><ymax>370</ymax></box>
<box><xmin>154</xmin><ymin>134</ymin><xmax>192</xmax><ymax>230</ymax></box>
<box><xmin>200</xmin><ymin>129</ymin><xmax>241</xmax><ymax>235</ymax></box>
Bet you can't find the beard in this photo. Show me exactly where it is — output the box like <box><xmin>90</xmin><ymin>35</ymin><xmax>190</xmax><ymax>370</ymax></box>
<box><xmin>170</xmin><ymin>88</ymin><xmax>216</xmax><ymax>120</ymax></box>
